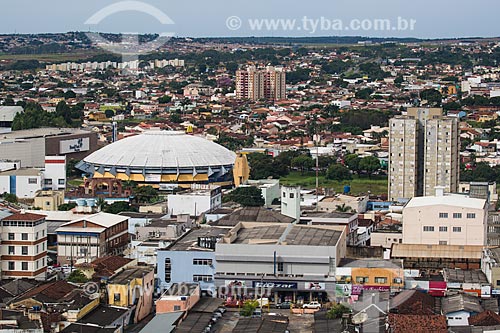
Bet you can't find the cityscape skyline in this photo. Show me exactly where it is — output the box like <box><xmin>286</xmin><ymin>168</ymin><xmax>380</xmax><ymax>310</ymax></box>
<box><xmin>0</xmin><ymin>0</ymin><xmax>499</xmax><ymax>39</ymax></box>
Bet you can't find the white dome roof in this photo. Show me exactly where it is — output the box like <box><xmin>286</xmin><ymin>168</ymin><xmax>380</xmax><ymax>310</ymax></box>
<box><xmin>83</xmin><ymin>131</ymin><xmax>236</xmax><ymax>169</ymax></box>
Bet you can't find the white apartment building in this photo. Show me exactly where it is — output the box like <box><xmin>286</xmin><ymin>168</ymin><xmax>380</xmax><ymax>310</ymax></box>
<box><xmin>0</xmin><ymin>156</ymin><xmax>66</xmax><ymax>199</ymax></box>
<box><xmin>0</xmin><ymin>211</ymin><xmax>48</xmax><ymax>280</ymax></box>
<box><xmin>167</xmin><ymin>185</ymin><xmax>222</xmax><ymax>217</ymax></box>
<box><xmin>402</xmin><ymin>189</ymin><xmax>488</xmax><ymax>246</ymax></box>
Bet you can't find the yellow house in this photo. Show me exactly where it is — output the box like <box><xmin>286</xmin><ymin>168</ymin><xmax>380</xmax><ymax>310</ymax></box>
<box><xmin>33</xmin><ymin>190</ymin><xmax>65</xmax><ymax>211</ymax></box>
<box><xmin>107</xmin><ymin>267</ymin><xmax>154</xmax><ymax>323</ymax></box>
<box><xmin>233</xmin><ymin>153</ymin><xmax>250</xmax><ymax>187</ymax></box>
<box><xmin>343</xmin><ymin>259</ymin><xmax>405</xmax><ymax>294</ymax></box>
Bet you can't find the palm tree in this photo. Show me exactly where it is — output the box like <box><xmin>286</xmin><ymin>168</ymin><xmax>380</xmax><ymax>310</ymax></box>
<box><xmin>96</xmin><ymin>197</ymin><xmax>106</xmax><ymax>212</ymax></box>
<box><xmin>335</xmin><ymin>203</ymin><xmax>355</xmax><ymax>213</ymax></box>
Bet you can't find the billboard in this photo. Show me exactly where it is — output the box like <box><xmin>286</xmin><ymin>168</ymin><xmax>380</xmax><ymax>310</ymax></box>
<box><xmin>304</xmin><ymin>282</ymin><xmax>326</xmax><ymax>290</ymax></box>
<box><xmin>60</xmin><ymin>137</ymin><xmax>90</xmax><ymax>154</ymax></box>
<box><xmin>336</xmin><ymin>284</ymin><xmax>352</xmax><ymax>297</ymax></box>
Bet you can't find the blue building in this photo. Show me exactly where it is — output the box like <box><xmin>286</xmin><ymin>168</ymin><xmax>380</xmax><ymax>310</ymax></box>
<box><xmin>156</xmin><ymin>227</ymin><xmax>228</xmax><ymax>296</ymax></box>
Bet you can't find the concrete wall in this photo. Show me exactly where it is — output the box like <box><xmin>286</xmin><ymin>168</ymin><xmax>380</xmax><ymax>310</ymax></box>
<box><xmin>157</xmin><ymin>250</ymin><xmax>216</xmax><ymax>294</ymax></box>
<box><xmin>370</xmin><ymin>232</ymin><xmax>403</xmax><ymax>249</ymax></box>
<box><xmin>403</xmin><ymin>204</ymin><xmax>487</xmax><ymax>246</ymax></box>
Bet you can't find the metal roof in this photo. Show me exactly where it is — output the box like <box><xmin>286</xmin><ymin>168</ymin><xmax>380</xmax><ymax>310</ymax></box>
<box><xmin>83</xmin><ymin>131</ymin><xmax>236</xmax><ymax>169</ymax></box>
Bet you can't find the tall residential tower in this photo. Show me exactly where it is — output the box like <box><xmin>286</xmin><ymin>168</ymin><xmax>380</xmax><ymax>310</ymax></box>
<box><xmin>236</xmin><ymin>65</ymin><xmax>286</xmax><ymax>101</ymax></box>
<box><xmin>388</xmin><ymin>108</ymin><xmax>460</xmax><ymax>201</ymax></box>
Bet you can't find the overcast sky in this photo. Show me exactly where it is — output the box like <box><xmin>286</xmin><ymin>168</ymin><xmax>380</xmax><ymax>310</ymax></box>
<box><xmin>1</xmin><ymin>0</ymin><xmax>498</xmax><ymax>39</ymax></box>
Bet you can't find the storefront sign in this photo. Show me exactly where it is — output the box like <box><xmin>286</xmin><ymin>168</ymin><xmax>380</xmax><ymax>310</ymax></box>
<box><xmin>336</xmin><ymin>284</ymin><xmax>352</xmax><ymax>297</ymax></box>
<box><xmin>253</xmin><ymin>281</ymin><xmax>297</xmax><ymax>289</ymax></box>
<box><xmin>60</xmin><ymin>137</ymin><xmax>90</xmax><ymax>154</ymax></box>
<box><xmin>304</xmin><ymin>282</ymin><xmax>326</xmax><ymax>290</ymax></box>
<box><xmin>352</xmin><ymin>285</ymin><xmax>390</xmax><ymax>295</ymax></box>
<box><xmin>225</xmin><ymin>280</ymin><xmax>247</xmax><ymax>288</ymax></box>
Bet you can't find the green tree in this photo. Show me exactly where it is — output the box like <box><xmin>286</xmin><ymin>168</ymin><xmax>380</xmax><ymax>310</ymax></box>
<box><xmin>105</xmin><ymin>201</ymin><xmax>137</xmax><ymax>214</ymax></box>
<box><xmin>326</xmin><ymin>164</ymin><xmax>352</xmax><ymax>182</ymax></box>
<box><xmin>344</xmin><ymin>154</ymin><xmax>361</xmax><ymax>174</ymax></box>
<box><xmin>64</xmin><ymin>90</ymin><xmax>76</xmax><ymax>99</ymax></box>
<box><xmin>359</xmin><ymin>156</ymin><xmax>381</xmax><ymax>178</ymax></box>
<box><xmin>67</xmin><ymin>269</ymin><xmax>89</xmax><ymax>283</ymax></box>
<box><xmin>224</xmin><ymin>187</ymin><xmax>265</xmax><ymax>207</ymax></box>
<box><xmin>96</xmin><ymin>197</ymin><xmax>107</xmax><ymax>212</ymax></box>
<box><xmin>58</xmin><ymin>202</ymin><xmax>77</xmax><ymax>211</ymax></box>
<box><xmin>104</xmin><ymin>109</ymin><xmax>115</xmax><ymax>119</ymax></box>
<box><xmin>1</xmin><ymin>192</ymin><xmax>18</xmax><ymax>203</ymax></box>
<box><xmin>240</xmin><ymin>300</ymin><xmax>259</xmax><ymax>317</ymax></box>
<box><xmin>247</xmin><ymin>153</ymin><xmax>288</xmax><ymax>180</ymax></box>
<box><xmin>355</xmin><ymin>88</ymin><xmax>374</xmax><ymax>100</ymax></box>
<box><xmin>291</xmin><ymin>155</ymin><xmax>314</xmax><ymax>175</ymax></box>
<box><xmin>158</xmin><ymin>95</ymin><xmax>172</xmax><ymax>103</ymax></box>
<box><xmin>326</xmin><ymin>303</ymin><xmax>351</xmax><ymax>319</ymax></box>
<box><xmin>169</xmin><ymin>112</ymin><xmax>182</xmax><ymax>123</ymax></box>
<box><xmin>420</xmin><ymin>89</ymin><xmax>442</xmax><ymax>106</ymax></box>
<box><xmin>134</xmin><ymin>186</ymin><xmax>159</xmax><ymax>203</ymax></box>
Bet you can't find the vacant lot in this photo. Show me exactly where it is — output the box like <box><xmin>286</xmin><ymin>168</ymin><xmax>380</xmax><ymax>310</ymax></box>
<box><xmin>280</xmin><ymin>172</ymin><xmax>388</xmax><ymax>195</ymax></box>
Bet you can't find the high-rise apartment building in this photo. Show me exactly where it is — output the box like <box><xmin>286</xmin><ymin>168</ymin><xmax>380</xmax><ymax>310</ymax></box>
<box><xmin>388</xmin><ymin>108</ymin><xmax>460</xmax><ymax>201</ymax></box>
<box><xmin>236</xmin><ymin>66</ymin><xmax>286</xmax><ymax>101</ymax></box>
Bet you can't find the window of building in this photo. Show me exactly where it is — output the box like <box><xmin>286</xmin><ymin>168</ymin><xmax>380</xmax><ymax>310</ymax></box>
<box><xmin>355</xmin><ymin>276</ymin><xmax>369</xmax><ymax>284</ymax></box>
<box><xmin>44</xmin><ymin>179</ymin><xmax>53</xmax><ymax>186</ymax></box>
<box><xmin>467</xmin><ymin>213</ymin><xmax>476</xmax><ymax>219</ymax></box>
<box><xmin>453</xmin><ymin>227</ymin><xmax>462</xmax><ymax>232</ymax></box>
<box><xmin>497</xmin><ymin>280</ymin><xmax>500</xmax><ymax>286</ymax></box>
<box><xmin>453</xmin><ymin>213</ymin><xmax>462</xmax><ymax>219</ymax></box>
<box><xmin>374</xmin><ymin>277</ymin><xmax>387</xmax><ymax>284</ymax></box>
<box><xmin>174</xmin><ymin>305</ymin><xmax>181</xmax><ymax>311</ymax></box>
<box><xmin>439</xmin><ymin>226</ymin><xmax>448</xmax><ymax>232</ymax></box>
<box><xmin>21</xmin><ymin>233</ymin><xmax>28</xmax><ymax>240</ymax></box>
<box><xmin>439</xmin><ymin>241</ymin><xmax>448</xmax><ymax>245</ymax></box>
<box><xmin>22</xmin><ymin>246</ymin><xmax>28</xmax><ymax>255</ymax></box>
<box><xmin>423</xmin><ymin>226</ymin><xmax>435</xmax><ymax>232</ymax></box>
<box><xmin>58</xmin><ymin>179</ymin><xmax>65</xmax><ymax>185</ymax></box>
<box><xmin>8</xmin><ymin>233</ymin><xmax>14</xmax><ymax>240</ymax></box>
<box><xmin>192</xmin><ymin>259</ymin><xmax>213</xmax><ymax>266</ymax></box>
<box><xmin>289</xmin><ymin>193</ymin><xmax>294</xmax><ymax>199</ymax></box>
<box><xmin>277</xmin><ymin>262</ymin><xmax>284</xmax><ymax>272</ymax></box>
<box><xmin>8</xmin><ymin>262</ymin><xmax>14</xmax><ymax>270</ymax></box>
<box><xmin>193</xmin><ymin>275</ymin><xmax>212</xmax><ymax>282</ymax></box>
<box><xmin>28</xmin><ymin>178</ymin><xmax>37</xmax><ymax>184</ymax></box>
<box><xmin>282</xmin><ymin>192</ymin><xmax>286</xmax><ymax>198</ymax></box>
<box><xmin>114</xmin><ymin>293</ymin><xmax>121</xmax><ymax>302</ymax></box>
<box><xmin>164</xmin><ymin>258</ymin><xmax>171</xmax><ymax>283</ymax></box>
<box><xmin>21</xmin><ymin>262</ymin><xmax>28</xmax><ymax>271</ymax></box>
<box><xmin>439</xmin><ymin>213</ymin><xmax>448</xmax><ymax>218</ymax></box>
<box><xmin>8</xmin><ymin>246</ymin><xmax>14</xmax><ymax>255</ymax></box>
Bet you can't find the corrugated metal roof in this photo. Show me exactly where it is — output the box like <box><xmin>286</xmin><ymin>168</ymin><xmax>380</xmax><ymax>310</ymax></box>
<box><xmin>391</xmin><ymin>244</ymin><xmax>483</xmax><ymax>259</ymax></box>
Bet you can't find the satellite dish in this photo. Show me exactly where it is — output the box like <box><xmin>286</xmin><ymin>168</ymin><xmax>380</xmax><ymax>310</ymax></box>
<box><xmin>351</xmin><ymin>311</ymin><xmax>368</xmax><ymax>324</ymax></box>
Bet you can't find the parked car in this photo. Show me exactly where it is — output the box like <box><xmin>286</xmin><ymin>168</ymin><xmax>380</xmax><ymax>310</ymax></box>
<box><xmin>302</xmin><ymin>301</ymin><xmax>321</xmax><ymax>309</ymax></box>
<box><xmin>252</xmin><ymin>309</ymin><xmax>262</xmax><ymax>318</ymax></box>
<box><xmin>276</xmin><ymin>301</ymin><xmax>292</xmax><ymax>309</ymax></box>
<box><xmin>255</xmin><ymin>298</ymin><xmax>269</xmax><ymax>307</ymax></box>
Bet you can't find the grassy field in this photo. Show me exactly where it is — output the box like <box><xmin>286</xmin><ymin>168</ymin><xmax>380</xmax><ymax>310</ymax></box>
<box><xmin>0</xmin><ymin>51</ymin><xmax>104</xmax><ymax>62</ymax></box>
<box><xmin>67</xmin><ymin>179</ymin><xmax>84</xmax><ymax>187</ymax></box>
<box><xmin>280</xmin><ymin>171</ymin><xmax>388</xmax><ymax>195</ymax></box>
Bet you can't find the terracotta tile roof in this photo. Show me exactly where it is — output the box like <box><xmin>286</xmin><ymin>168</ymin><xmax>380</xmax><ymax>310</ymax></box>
<box><xmin>469</xmin><ymin>310</ymin><xmax>500</xmax><ymax>326</ymax></box>
<box><xmin>387</xmin><ymin>314</ymin><xmax>447</xmax><ymax>333</ymax></box>
<box><xmin>82</xmin><ymin>255</ymin><xmax>134</xmax><ymax>279</ymax></box>
<box><xmin>390</xmin><ymin>290</ymin><xmax>437</xmax><ymax>315</ymax></box>
<box><xmin>2</xmin><ymin>212</ymin><xmax>45</xmax><ymax>221</ymax></box>
<box><xmin>17</xmin><ymin>280</ymin><xmax>75</xmax><ymax>303</ymax></box>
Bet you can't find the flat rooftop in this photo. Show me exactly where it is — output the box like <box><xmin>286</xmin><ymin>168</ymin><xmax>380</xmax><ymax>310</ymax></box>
<box><xmin>211</xmin><ymin>207</ymin><xmax>294</xmax><ymax>227</ymax></box>
<box><xmin>0</xmin><ymin>127</ymin><xmax>90</xmax><ymax>141</ymax></box>
<box><xmin>79</xmin><ymin>305</ymin><xmax>128</xmax><ymax>326</ymax></box>
<box><xmin>232</xmin><ymin>224</ymin><xmax>343</xmax><ymax>247</ymax></box>
<box><xmin>443</xmin><ymin>268</ymin><xmax>488</xmax><ymax>284</ymax></box>
<box><xmin>167</xmin><ymin>227</ymin><xmax>228</xmax><ymax>251</ymax></box>
<box><xmin>109</xmin><ymin>267</ymin><xmax>152</xmax><ymax>285</ymax></box>
<box><xmin>339</xmin><ymin>258</ymin><xmax>403</xmax><ymax>269</ymax></box>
